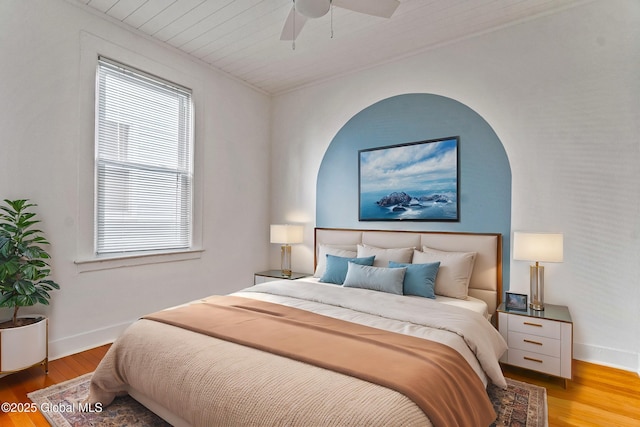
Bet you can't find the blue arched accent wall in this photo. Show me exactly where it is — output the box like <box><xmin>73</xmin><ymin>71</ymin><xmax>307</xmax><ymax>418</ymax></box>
<box><xmin>316</xmin><ymin>93</ymin><xmax>512</xmax><ymax>288</ymax></box>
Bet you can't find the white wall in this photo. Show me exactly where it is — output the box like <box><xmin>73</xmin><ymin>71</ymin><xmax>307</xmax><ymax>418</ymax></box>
<box><xmin>271</xmin><ymin>0</ymin><xmax>640</xmax><ymax>371</ymax></box>
<box><xmin>0</xmin><ymin>0</ymin><xmax>271</xmax><ymax>358</ymax></box>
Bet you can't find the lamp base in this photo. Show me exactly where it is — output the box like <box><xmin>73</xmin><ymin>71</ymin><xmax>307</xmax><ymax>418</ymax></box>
<box><xmin>529</xmin><ymin>264</ymin><xmax>544</xmax><ymax>311</ymax></box>
<box><xmin>529</xmin><ymin>302</ymin><xmax>544</xmax><ymax>311</ymax></box>
<box><xmin>280</xmin><ymin>245</ymin><xmax>292</xmax><ymax>277</ymax></box>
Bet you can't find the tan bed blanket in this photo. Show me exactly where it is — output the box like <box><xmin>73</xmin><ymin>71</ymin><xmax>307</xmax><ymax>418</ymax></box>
<box><xmin>143</xmin><ymin>296</ymin><xmax>496</xmax><ymax>427</ymax></box>
<box><xmin>240</xmin><ymin>280</ymin><xmax>507</xmax><ymax>388</ymax></box>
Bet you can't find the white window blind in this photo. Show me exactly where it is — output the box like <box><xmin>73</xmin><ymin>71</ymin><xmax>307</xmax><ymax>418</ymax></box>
<box><xmin>96</xmin><ymin>57</ymin><xmax>193</xmax><ymax>254</ymax></box>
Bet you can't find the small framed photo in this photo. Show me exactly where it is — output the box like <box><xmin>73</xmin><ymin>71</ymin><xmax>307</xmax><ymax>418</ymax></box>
<box><xmin>505</xmin><ymin>292</ymin><xmax>528</xmax><ymax>311</ymax></box>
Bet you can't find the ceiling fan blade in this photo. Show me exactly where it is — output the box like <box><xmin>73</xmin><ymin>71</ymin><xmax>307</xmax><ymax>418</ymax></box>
<box><xmin>332</xmin><ymin>0</ymin><xmax>400</xmax><ymax>18</ymax></box>
<box><xmin>280</xmin><ymin>6</ymin><xmax>309</xmax><ymax>41</ymax></box>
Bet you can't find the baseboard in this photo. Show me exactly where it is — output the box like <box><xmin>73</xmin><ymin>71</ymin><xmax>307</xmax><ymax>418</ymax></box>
<box><xmin>48</xmin><ymin>319</ymin><xmax>134</xmax><ymax>361</ymax></box>
<box><xmin>574</xmin><ymin>342</ymin><xmax>639</xmax><ymax>373</ymax></box>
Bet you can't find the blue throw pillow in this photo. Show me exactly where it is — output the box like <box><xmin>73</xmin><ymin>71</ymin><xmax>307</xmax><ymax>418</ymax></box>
<box><xmin>342</xmin><ymin>262</ymin><xmax>406</xmax><ymax>295</ymax></box>
<box><xmin>319</xmin><ymin>254</ymin><xmax>375</xmax><ymax>285</ymax></box>
<box><xmin>388</xmin><ymin>261</ymin><xmax>440</xmax><ymax>299</ymax></box>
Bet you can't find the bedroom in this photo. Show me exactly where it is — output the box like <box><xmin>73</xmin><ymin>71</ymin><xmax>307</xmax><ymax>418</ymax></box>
<box><xmin>0</xmin><ymin>0</ymin><xmax>638</xmax><ymax>425</ymax></box>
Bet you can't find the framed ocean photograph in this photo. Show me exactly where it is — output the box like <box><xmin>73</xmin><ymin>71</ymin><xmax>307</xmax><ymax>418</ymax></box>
<box><xmin>505</xmin><ymin>292</ymin><xmax>528</xmax><ymax>311</ymax></box>
<box><xmin>359</xmin><ymin>136</ymin><xmax>459</xmax><ymax>221</ymax></box>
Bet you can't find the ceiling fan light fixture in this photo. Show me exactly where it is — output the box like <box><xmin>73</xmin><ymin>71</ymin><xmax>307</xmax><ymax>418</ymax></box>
<box><xmin>295</xmin><ymin>0</ymin><xmax>331</xmax><ymax>19</ymax></box>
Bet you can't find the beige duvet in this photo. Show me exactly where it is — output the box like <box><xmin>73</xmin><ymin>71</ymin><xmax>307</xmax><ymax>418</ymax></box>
<box><xmin>88</xmin><ymin>280</ymin><xmax>508</xmax><ymax>426</ymax></box>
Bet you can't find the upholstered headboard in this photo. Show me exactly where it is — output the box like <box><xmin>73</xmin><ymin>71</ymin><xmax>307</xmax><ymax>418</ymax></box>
<box><xmin>314</xmin><ymin>228</ymin><xmax>502</xmax><ymax>316</ymax></box>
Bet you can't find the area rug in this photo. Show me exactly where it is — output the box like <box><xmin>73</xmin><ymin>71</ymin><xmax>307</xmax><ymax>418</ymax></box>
<box><xmin>489</xmin><ymin>378</ymin><xmax>548</xmax><ymax>427</ymax></box>
<box><xmin>28</xmin><ymin>373</ymin><xmax>547</xmax><ymax>426</ymax></box>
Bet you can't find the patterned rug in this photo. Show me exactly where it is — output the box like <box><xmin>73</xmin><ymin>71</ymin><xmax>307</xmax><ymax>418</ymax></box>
<box><xmin>28</xmin><ymin>373</ymin><xmax>547</xmax><ymax>426</ymax></box>
<box><xmin>489</xmin><ymin>378</ymin><xmax>547</xmax><ymax>427</ymax></box>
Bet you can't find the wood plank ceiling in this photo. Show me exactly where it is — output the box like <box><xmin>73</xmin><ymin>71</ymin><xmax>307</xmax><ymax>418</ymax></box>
<box><xmin>72</xmin><ymin>0</ymin><xmax>584</xmax><ymax>95</ymax></box>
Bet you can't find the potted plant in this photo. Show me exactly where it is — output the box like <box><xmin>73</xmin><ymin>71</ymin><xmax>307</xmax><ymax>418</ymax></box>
<box><xmin>0</xmin><ymin>199</ymin><xmax>59</xmax><ymax>374</ymax></box>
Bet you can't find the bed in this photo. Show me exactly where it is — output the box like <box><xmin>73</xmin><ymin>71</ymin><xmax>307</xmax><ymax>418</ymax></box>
<box><xmin>87</xmin><ymin>228</ymin><xmax>508</xmax><ymax>426</ymax></box>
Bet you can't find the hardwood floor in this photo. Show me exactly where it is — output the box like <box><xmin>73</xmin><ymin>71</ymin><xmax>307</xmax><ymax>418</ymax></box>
<box><xmin>502</xmin><ymin>361</ymin><xmax>640</xmax><ymax>426</ymax></box>
<box><xmin>1</xmin><ymin>346</ymin><xmax>639</xmax><ymax>426</ymax></box>
<box><xmin>0</xmin><ymin>345</ymin><xmax>110</xmax><ymax>427</ymax></box>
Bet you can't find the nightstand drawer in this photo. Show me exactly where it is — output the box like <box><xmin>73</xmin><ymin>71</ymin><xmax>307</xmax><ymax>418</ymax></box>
<box><xmin>509</xmin><ymin>316</ymin><xmax>561</xmax><ymax>339</ymax></box>
<box><xmin>508</xmin><ymin>331</ymin><xmax>560</xmax><ymax>357</ymax></box>
<box><xmin>497</xmin><ymin>304</ymin><xmax>573</xmax><ymax>383</ymax></box>
<box><xmin>508</xmin><ymin>349</ymin><xmax>561</xmax><ymax>376</ymax></box>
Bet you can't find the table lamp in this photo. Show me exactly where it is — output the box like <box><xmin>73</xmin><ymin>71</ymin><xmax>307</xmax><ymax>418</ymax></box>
<box><xmin>270</xmin><ymin>224</ymin><xmax>304</xmax><ymax>276</ymax></box>
<box><xmin>513</xmin><ymin>232</ymin><xmax>563</xmax><ymax>311</ymax></box>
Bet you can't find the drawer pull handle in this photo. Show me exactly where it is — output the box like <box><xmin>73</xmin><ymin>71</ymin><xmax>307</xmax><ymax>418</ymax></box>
<box><xmin>523</xmin><ymin>322</ymin><xmax>543</xmax><ymax>327</ymax></box>
<box><xmin>523</xmin><ymin>339</ymin><xmax>543</xmax><ymax>346</ymax></box>
<box><xmin>524</xmin><ymin>356</ymin><xmax>543</xmax><ymax>364</ymax></box>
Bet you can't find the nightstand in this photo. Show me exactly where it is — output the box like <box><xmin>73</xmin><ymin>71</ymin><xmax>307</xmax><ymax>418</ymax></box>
<box><xmin>497</xmin><ymin>302</ymin><xmax>573</xmax><ymax>387</ymax></box>
<box><xmin>254</xmin><ymin>270</ymin><xmax>311</xmax><ymax>285</ymax></box>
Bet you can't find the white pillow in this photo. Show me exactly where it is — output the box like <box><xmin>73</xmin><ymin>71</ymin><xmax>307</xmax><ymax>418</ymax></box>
<box><xmin>314</xmin><ymin>244</ymin><xmax>357</xmax><ymax>277</ymax></box>
<box><xmin>356</xmin><ymin>244</ymin><xmax>414</xmax><ymax>267</ymax></box>
<box><xmin>413</xmin><ymin>247</ymin><xmax>477</xmax><ymax>300</ymax></box>
<box><xmin>342</xmin><ymin>262</ymin><xmax>406</xmax><ymax>295</ymax></box>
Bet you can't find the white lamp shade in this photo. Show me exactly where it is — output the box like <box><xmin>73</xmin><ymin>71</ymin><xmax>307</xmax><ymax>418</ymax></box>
<box><xmin>513</xmin><ymin>232</ymin><xmax>563</xmax><ymax>262</ymax></box>
<box><xmin>270</xmin><ymin>224</ymin><xmax>304</xmax><ymax>244</ymax></box>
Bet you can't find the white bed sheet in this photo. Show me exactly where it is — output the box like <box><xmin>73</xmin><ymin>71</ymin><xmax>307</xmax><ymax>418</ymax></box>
<box><xmin>297</xmin><ymin>277</ymin><xmax>490</xmax><ymax>319</ymax></box>
<box><xmin>433</xmin><ymin>295</ymin><xmax>490</xmax><ymax>319</ymax></box>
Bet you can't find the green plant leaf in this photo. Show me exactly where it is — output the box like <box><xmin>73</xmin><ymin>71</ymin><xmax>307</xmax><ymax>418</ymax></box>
<box><xmin>15</xmin><ymin>279</ymin><xmax>36</xmax><ymax>295</ymax></box>
<box><xmin>0</xmin><ymin>293</ymin><xmax>13</xmax><ymax>306</ymax></box>
<box><xmin>39</xmin><ymin>279</ymin><xmax>60</xmax><ymax>290</ymax></box>
<box><xmin>0</xmin><ymin>236</ymin><xmax>13</xmax><ymax>257</ymax></box>
<box><xmin>24</xmin><ymin>246</ymin><xmax>51</xmax><ymax>260</ymax></box>
<box><xmin>0</xmin><ymin>199</ymin><xmax>59</xmax><ymax>310</ymax></box>
<box><xmin>19</xmin><ymin>212</ymin><xmax>37</xmax><ymax>221</ymax></box>
<box><xmin>21</xmin><ymin>264</ymin><xmax>38</xmax><ymax>280</ymax></box>
<box><xmin>0</xmin><ymin>258</ymin><xmax>20</xmax><ymax>277</ymax></box>
<box><xmin>23</xmin><ymin>231</ymin><xmax>48</xmax><ymax>241</ymax></box>
<box><xmin>16</xmin><ymin>221</ymin><xmax>40</xmax><ymax>232</ymax></box>
<box><xmin>34</xmin><ymin>288</ymin><xmax>51</xmax><ymax>300</ymax></box>
<box><xmin>0</xmin><ymin>205</ymin><xmax>18</xmax><ymax>217</ymax></box>
<box><xmin>15</xmin><ymin>294</ymin><xmax>30</xmax><ymax>306</ymax></box>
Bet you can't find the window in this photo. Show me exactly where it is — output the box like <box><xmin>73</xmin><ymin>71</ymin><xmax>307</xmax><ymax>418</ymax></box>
<box><xmin>96</xmin><ymin>57</ymin><xmax>193</xmax><ymax>255</ymax></box>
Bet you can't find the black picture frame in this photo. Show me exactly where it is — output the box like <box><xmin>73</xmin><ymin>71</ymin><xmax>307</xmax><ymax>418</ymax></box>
<box><xmin>358</xmin><ymin>136</ymin><xmax>459</xmax><ymax>221</ymax></box>
<box><xmin>505</xmin><ymin>292</ymin><xmax>528</xmax><ymax>311</ymax></box>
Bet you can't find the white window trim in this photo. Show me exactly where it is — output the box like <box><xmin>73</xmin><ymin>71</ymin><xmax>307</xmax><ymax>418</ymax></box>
<box><xmin>77</xmin><ymin>32</ymin><xmax>204</xmax><ymax>272</ymax></box>
<box><xmin>74</xmin><ymin>248</ymin><xmax>204</xmax><ymax>273</ymax></box>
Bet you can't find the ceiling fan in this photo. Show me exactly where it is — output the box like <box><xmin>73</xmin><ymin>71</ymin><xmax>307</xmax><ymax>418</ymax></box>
<box><xmin>280</xmin><ymin>0</ymin><xmax>400</xmax><ymax>41</ymax></box>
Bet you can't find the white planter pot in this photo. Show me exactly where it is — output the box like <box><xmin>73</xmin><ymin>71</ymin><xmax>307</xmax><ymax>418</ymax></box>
<box><xmin>0</xmin><ymin>316</ymin><xmax>48</xmax><ymax>374</ymax></box>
